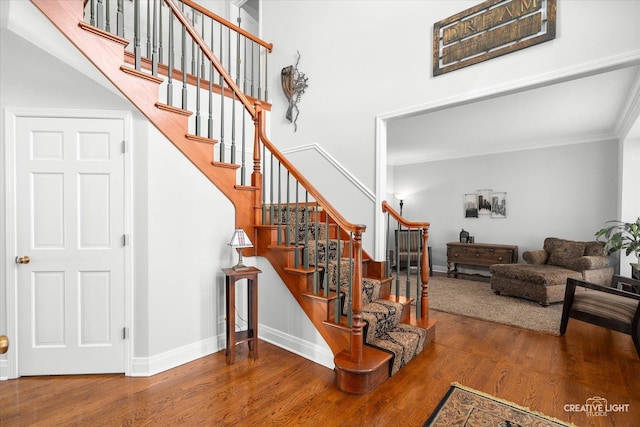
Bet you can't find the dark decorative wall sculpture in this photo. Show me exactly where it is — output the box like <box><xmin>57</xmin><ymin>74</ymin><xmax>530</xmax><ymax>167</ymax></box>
<box><xmin>281</xmin><ymin>51</ymin><xmax>308</xmax><ymax>131</ymax></box>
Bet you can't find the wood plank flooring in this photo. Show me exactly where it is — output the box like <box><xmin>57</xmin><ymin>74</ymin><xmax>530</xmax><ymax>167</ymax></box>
<box><xmin>1</xmin><ymin>309</ymin><xmax>639</xmax><ymax>426</ymax></box>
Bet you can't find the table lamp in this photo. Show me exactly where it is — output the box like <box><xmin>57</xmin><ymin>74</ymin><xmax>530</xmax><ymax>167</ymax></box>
<box><xmin>228</xmin><ymin>228</ymin><xmax>253</xmax><ymax>271</ymax></box>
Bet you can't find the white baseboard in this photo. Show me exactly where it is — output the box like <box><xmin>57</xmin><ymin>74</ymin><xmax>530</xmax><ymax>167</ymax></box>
<box><xmin>0</xmin><ymin>359</ymin><xmax>8</xmax><ymax>380</ymax></box>
<box><xmin>258</xmin><ymin>324</ymin><xmax>335</xmax><ymax>370</ymax></box>
<box><xmin>128</xmin><ymin>325</ymin><xmax>334</xmax><ymax>377</ymax></box>
<box><xmin>130</xmin><ymin>335</ymin><xmax>224</xmax><ymax>377</ymax></box>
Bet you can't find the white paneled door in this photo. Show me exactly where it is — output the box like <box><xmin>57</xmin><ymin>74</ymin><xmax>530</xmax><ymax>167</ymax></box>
<box><xmin>15</xmin><ymin>116</ymin><xmax>126</xmax><ymax>375</ymax></box>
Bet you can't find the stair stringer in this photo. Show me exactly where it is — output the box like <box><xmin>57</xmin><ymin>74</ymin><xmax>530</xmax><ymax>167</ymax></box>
<box><xmin>30</xmin><ymin>0</ymin><xmax>259</xmax><ymax>238</ymax></box>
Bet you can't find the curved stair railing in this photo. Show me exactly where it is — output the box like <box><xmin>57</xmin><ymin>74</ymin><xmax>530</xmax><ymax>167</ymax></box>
<box><xmin>31</xmin><ymin>0</ymin><xmax>435</xmax><ymax>394</ymax></box>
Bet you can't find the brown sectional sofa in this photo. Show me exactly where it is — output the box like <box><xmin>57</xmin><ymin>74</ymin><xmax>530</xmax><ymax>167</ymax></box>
<box><xmin>489</xmin><ymin>237</ymin><xmax>613</xmax><ymax>306</ymax></box>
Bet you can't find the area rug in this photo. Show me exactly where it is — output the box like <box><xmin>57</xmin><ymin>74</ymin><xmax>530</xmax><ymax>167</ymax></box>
<box><xmin>394</xmin><ymin>274</ymin><xmax>563</xmax><ymax>335</ymax></box>
<box><xmin>425</xmin><ymin>383</ymin><xmax>575</xmax><ymax>426</ymax></box>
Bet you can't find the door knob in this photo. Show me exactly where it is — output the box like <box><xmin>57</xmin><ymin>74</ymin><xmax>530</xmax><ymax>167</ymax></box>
<box><xmin>15</xmin><ymin>256</ymin><xmax>30</xmax><ymax>264</ymax></box>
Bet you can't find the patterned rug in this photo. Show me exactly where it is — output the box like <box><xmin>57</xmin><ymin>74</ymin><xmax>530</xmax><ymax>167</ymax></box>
<box><xmin>425</xmin><ymin>383</ymin><xmax>575</xmax><ymax>426</ymax></box>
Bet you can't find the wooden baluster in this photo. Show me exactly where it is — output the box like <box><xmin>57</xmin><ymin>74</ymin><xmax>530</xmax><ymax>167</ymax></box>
<box><xmin>350</xmin><ymin>229</ymin><xmax>364</xmax><ymax>363</ymax></box>
<box><xmin>420</xmin><ymin>227</ymin><xmax>430</xmax><ymax>321</ymax></box>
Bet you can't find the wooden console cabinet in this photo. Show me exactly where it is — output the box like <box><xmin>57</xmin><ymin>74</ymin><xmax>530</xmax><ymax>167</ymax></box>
<box><xmin>447</xmin><ymin>242</ymin><xmax>518</xmax><ymax>279</ymax></box>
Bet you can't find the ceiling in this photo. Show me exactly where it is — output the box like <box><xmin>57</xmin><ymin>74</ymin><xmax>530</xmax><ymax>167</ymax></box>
<box><xmin>387</xmin><ymin>65</ymin><xmax>640</xmax><ymax>165</ymax></box>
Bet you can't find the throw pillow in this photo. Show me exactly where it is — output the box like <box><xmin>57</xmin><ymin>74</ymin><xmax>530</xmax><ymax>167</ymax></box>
<box><xmin>584</xmin><ymin>241</ymin><xmax>606</xmax><ymax>256</ymax></box>
<box><xmin>546</xmin><ymin>238</ymin><xmax>585</xmax><ymax>269</ymax></box>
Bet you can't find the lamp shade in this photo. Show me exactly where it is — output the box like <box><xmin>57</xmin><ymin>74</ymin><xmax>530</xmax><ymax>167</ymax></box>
<box><xmin>228</xmin><ymin>228</ymin><xmax>253</xmax><ymax>248</ymax></box>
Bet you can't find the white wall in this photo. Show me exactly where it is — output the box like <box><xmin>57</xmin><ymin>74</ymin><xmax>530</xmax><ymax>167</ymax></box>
<box><xmin>261</xmin><ymin>0</ymin><xmax>640</xmax><ymax>259</ymax></box>
<box><xmin>391</xmin><ymin>140</ymin><xmax>619</xmax><ymax>272</ymax></box>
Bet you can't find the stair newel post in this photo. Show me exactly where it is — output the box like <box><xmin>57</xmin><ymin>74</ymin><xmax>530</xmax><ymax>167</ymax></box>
<box><xmin>395</xmin><ymin>223</ymin><xmax>401</xmax><ymax>299</ymax></box>
<box><xmin>251</xmin><ymin>102</ymin><xmax>263</xmax><ymax>226</ymax></box>
<box><xmin>350</xmin><ymin>228</ymin><xmax>365</xmax><ymax>364</ymax></box>
<box><xmin>420</xmin><ymin>226</ymin><xmax>430</xmax><ymax>321</ymax></box>
<box><xmin>303</xmin><ymin>191</ymin><xmax>309</xmax><ymax>271</ymax></box>
<box><xmin>385</xmin><ymin>212</ymin><xmax>391</xmax><ymax>278</ymax></box>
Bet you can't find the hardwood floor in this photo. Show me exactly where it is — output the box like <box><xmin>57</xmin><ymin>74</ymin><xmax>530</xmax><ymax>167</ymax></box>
<box><xmin>2</xmin><ymin>309</ymin><xmax>639</xmax><ymax>426</ymax></box>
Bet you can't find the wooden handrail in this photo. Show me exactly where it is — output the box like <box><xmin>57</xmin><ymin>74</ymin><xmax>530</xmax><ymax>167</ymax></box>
<box><xmin>256</xmin><ymin>110</ymin><xmax>366</xmax><ymax>235</ymax></box>
<box><xmin>180</xmin><ymin>0</ymin><xmax>273</xmax><ymax>52</ymax></box>
<box><xmin>381</xmin><ymin>200</ymin><xmax>430</xmax><ymax>230</ymax></box>
<box><xmin>164</xmin><ymin>0</ymin><xmax>256</xmax><ymax>117</ymax></box>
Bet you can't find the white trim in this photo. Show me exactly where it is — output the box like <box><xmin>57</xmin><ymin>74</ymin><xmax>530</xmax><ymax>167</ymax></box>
<box><xmin>130</xmin><ymin>336</ymin><xmax>223</xmax><ymax>377</ymax></box>
<box><xmin>258</xmin><ymin>324</ymin><xmax>334</xmax><ymax>370</ymax></box>
<box><xmin>281</xmin><ymin>144</ymin><xmax>375</xmax><ymax>203</ymax></box>
<box><xmin>127</xmin><ymin>323</ymin><xmax>334</xmax><ymax>376</ymax></box>
<box><xmin>616</xmin><ymin>69</ymin><xmax>640</xmax><ymax>141</ymax></box>
<box><xmin>378</xmin><ymin>50</ymin><xmax>640</xmax><ymax>123</ymax></box>
<box><xmin>374</xmin><ymin>117</ymin><xmax>388</xmax><ymax>261</ymax></box>
<box><xmin>2</xmin><ymin>107</ymin><xmax>134</xmax><ymax>380</ymax></box>
<box><xmin>390</xmin><ymin>132</ymin><xmax>620</xmax><ymax>166</ymax></box>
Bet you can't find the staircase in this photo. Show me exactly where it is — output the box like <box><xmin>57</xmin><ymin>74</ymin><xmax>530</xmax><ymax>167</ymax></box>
<box><xmin>30</xmin><ymin>0</ymin><xmax>436</xmax><ymax>394</ymax></box>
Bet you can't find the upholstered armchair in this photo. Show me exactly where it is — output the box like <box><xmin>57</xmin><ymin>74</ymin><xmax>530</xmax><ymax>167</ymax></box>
<box><xmin>560</xmin><ymin>275</ymin><xmax>640</xmax><ymax>357</ymax></box>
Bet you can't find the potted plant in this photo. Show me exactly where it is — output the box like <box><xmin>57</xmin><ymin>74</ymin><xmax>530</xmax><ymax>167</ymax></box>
<box><xmin>595</xmin><ymin>217</ymin><xmax>640</xmax><ymax>279</ymax></box>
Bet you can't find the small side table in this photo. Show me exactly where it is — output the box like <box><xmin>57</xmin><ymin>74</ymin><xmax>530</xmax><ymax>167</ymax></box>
<box><xmin>222</xmin><ymin>267</ymin><xmax>261</xmax><ymax>364</ymax></box>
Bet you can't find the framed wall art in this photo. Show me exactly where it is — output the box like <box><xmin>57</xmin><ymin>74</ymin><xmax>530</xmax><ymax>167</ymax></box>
<box><xmin>477</xmin><ymin>189</ymin><xmax>492</xmax><ymax>215</ymax></box>
<box><xmin>464</xmin><ymin>193</ymin><xmax>478</xmax><ymax>218</ymax></box>
<box><xmin>491</xmin><ymin>192</ymin><xmax>507</xmax><ymax>218</ymax></box>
